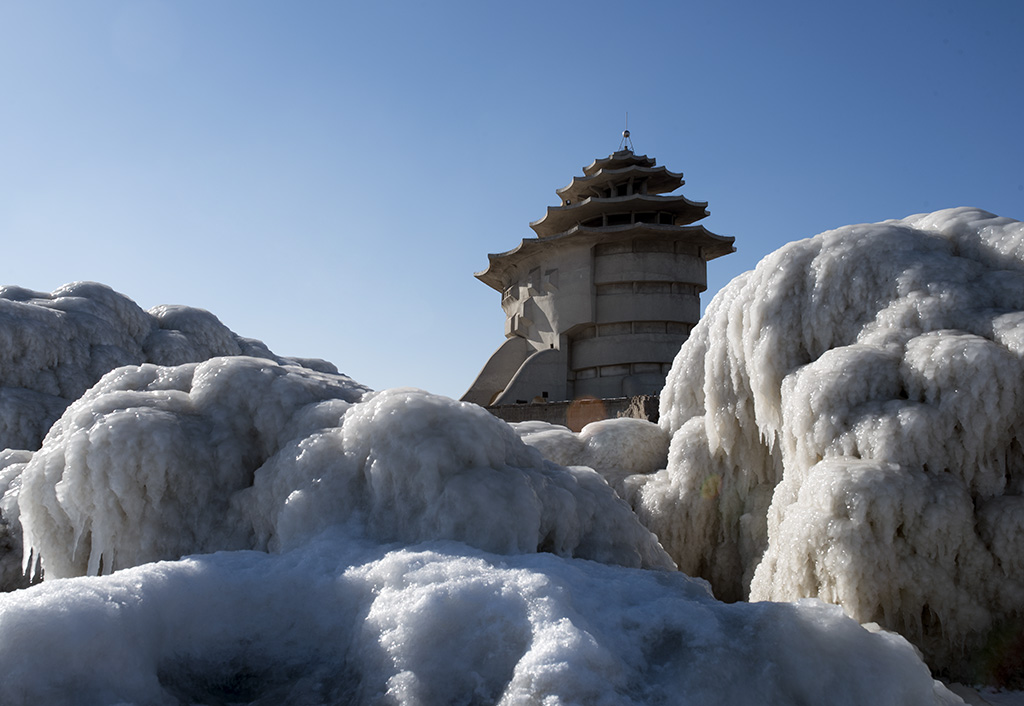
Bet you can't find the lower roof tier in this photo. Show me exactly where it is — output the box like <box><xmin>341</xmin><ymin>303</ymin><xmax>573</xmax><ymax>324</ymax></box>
<box><xmin>475</xmin><ymin>222</ymin><xmax>735</xmax><ymax>292</ymax></box>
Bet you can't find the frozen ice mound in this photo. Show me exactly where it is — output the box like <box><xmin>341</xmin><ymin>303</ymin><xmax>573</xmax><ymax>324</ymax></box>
<box><xmin>512</xmin><ymin>416</ymin><xmax>670</xmax><ymax>492</ymax></box>
<box><xmin>12</xmin><ymin>357</ymin><xmax>672</xmax><ymax>581</ymax></box>
<box><xmin>0</xmin><ymin>282</ymin><xmax>318</xmax><ymax>451</ymax></box>
<box><xmin>626</xmin><ymin>207</ymin><xmax>1024</xmax><ymax>679</ymax></box>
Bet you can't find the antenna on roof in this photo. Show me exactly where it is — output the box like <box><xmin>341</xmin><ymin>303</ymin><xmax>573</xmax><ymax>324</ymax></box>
<box><xmin>619</xmin><ymin>111</ymin><xmax>634</xmax><ymax>152</ymax></box>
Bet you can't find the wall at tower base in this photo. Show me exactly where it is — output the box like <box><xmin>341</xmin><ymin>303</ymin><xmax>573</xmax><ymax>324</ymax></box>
<box><xmin>486</xmin><ymin>394</ymin><xmax>659</xmax><ymax>431</ymax></box>
<box><xmin>623</xmin><ymin>207</ymin><xmax>1024</xmax><ymax>682</ymax></box>
<box><xmin>491</xmin><ymin>347</ymin><xmax>568</xmax><ymax>406</ymax></box>
<box><xmin>460</xmin><ymin>335</ymin><xmax>532</xmax><ymax>406</ymax></box>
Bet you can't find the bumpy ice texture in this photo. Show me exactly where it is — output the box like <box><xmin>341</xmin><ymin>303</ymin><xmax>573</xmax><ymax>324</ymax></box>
<box><xmin>14</xmin><ymin>358</ymin><xmax>673</xmax><ymax>581</ymax></box>
<box><xmin>16</xmin><ymin>357</ymin><xmax>369</xmax><ymax>579</ymax></box>
<box><xmin>513</xmin><ymin>417</ymin><xmax>670</xmax><ymax>492</ymax></box>
<box><xmin>625</xmin><ymin>207</ymin><xmax>1024</xmax><ymax>679</ymax></box>
<box><xmin>0</xmin><ymin>532</ymin><xmax>959</xmax><ymax>705</ymax></box>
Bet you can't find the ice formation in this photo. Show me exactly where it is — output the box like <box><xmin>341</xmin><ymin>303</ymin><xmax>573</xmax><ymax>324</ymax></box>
<box><xmin>625</xmin><ymin>207</ymin><xmax>1024</xmax><ymax>679</ymax></box>
<box><xmin>0</xmin><ymin>271</ymin><xmax>981</xmax><ymax>702</ymax></box>
<box><xmin>13</xmin><ymin>359</ymin><xmax>672</xmax><ymax>581</ymax></box>
<box><xmin>513</xmin><ymin>417</ymin><xmax>670</xmax><ymax>492</ymax></box>
<box><xmin>0</xmin><ymin>282</ymin><xmax>332</xmax><ymax>452</ymax></box>
<box><xmin>0</xmin><ymin>530</ymin><xmax>963</xmax><ymax>705</ymax></box>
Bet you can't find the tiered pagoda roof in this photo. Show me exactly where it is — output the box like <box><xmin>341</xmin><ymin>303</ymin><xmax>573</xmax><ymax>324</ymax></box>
<box><xmin>476</xmin><ymin>148</ymin><xmax>734</xmax><ymax>291</ymax></box>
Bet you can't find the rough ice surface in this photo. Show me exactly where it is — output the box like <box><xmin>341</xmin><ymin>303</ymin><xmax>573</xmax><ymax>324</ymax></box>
<box><xmin>0</xmin><ymin>531</ymin><xmax>958</xmax><ymax>706</ymax></box>
<box><xmin>626</xmin><ymin>207</ymin><xmax>1024</xmax><ymax>680</ymax></box>
<box><xmin>12</xmin><ymin>359</ymin><xmax>670</xmax><ymax>582</ymax></box>
<box><xmin>0</xmin><ymin>449</ymin><xmax>33</xmax><ymax>590</ymax></box>
<box><xmin>17</xmin><ymin>356</ymin><xmax>369</xmax><ymax>579</ymax></box>
<box><xmin>0</xmin><ymin>282</ymin><xmax>334</xmax><ymax>451</ymax></box>
<box><xmin>0</xmin><ymin>273</ymin><xmax>976</xmax><ymax>703</ymax></box>
<box><xmin>513</xmin><ymin>417</ymin><xmax>670</xmax><ymax>492</ymax></box>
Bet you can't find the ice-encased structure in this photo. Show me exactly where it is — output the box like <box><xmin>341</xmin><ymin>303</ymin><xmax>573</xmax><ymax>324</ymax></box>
<box><xmin>0</xmin><ymin>280</ymin><xmax>962</xmax><ymax>703</ymax></box>
<box><xmin>626</xmin><ymin>207</ymin><xmax>1024</xmax><ymax>679</ymax></box>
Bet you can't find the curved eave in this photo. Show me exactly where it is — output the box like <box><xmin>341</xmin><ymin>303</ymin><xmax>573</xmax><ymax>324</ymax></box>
<box><xmin>556</xmin><ymin>165</ymin><xmax>685</xmax><ymax>203</ymax></box>
<box><xmin>474</xmin><ymin>223</ymin><xmax>735</xmax><ymax>291</ymax></box>
<box><xmin>530</xmin><ymin>193</ymin><xmax>709</xmax><ymax>238</ymax></box>
<box><xmin>582</xmin><ymin>150</ymin><xmax>656</xmax><ymax>176</ymax></box>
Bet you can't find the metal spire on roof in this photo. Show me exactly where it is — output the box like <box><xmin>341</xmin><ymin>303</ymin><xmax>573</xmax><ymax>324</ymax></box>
<box><xmin>618</xmin><ymin>112</ymin><xmax>634</xmax><ymax>152</ymax></box>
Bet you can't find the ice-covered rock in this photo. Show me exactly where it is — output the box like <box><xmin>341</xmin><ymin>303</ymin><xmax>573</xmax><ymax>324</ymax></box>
<box><xmin>625</xmin><ymin>207</ymin><xmax>1024</xmax><ymax>679</ymax></box>
<box><xmin>243</xmin><ymin>388</ymin><xmax>673</xmax><ymax>569</ymax></box>
<box><xmin>0</xmin><ymin>449</ymin><xmax>33</xmax><ymax>590</ymax></box>
<box><xmin>0</xmin><ymin>282</ymin><xmax>330</xmax><ymax>451</ymax></box>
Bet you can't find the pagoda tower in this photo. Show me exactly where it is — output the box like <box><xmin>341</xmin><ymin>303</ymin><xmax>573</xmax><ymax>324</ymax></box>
<box><xmin>462</xmin><ymin>141</ymin><xmax>734</xmax><ymax>409</ymax></box>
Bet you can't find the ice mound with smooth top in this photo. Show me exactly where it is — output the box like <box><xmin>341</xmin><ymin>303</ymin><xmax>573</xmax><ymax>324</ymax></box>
<box><xmin>625</xmin><ymin>207</ymin><xmax>1024</xmax><ymax>680</ymax></box>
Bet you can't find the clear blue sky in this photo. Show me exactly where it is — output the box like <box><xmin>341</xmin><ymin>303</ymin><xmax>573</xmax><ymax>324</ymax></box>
<box><xmin>2</xmin><ymin>1</ymin><xmax>1022</xmax><ymax>398</ymax></box>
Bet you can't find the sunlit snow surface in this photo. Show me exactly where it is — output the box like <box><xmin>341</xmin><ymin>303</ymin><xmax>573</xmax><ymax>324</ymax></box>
<box><xmin>627</xmin><ymin>207</ymin><xmax>1024</xmax><ymax>681</ymax></box>
<box><xmin>4</xmin><ymin>209</ymin><xmax>1017</xmax><ymax>704</ymax></box>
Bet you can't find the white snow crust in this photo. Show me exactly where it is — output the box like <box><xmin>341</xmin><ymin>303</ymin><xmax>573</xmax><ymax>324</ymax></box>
<box><xmin>626</xmin><ymin>207</ymin><xmax>1024</xmax><ymax>680</ymax></box>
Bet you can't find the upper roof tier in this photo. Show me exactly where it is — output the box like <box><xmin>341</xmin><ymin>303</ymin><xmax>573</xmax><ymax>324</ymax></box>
<box><xmin>556</xmin><ymin>165</ymin><xmax>685</xmax><ymax>204</ymax></box>
<box><xmin>474</xmin><ymin>146</ymin><xmax>734</xmax><ymax>292</ymax></box>
<box><xmin>581</xmin><ymin>149</ymin><xmax>656</xmax><ymax>176</ymax></box>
